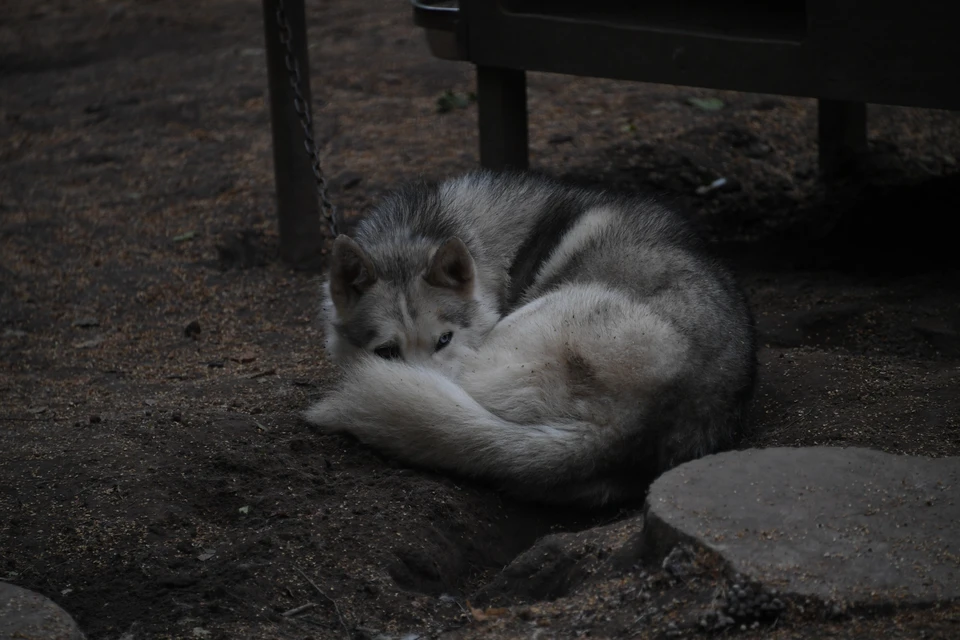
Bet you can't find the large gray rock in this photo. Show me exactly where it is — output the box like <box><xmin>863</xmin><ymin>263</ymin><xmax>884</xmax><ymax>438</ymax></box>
<box><xmin>643</xmin><ymin>447</ymin><xmax>960</xmax><ymax>607</ymax></box>
<box><xmin>0</xmin><ymin>582</ymin><xmax>86</xmax><ymax>640</ymax></box>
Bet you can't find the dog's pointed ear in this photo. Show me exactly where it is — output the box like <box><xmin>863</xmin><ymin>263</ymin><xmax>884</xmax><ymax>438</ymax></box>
<box><xmin>329</xmin><ymin>235</ymin><xmax>377</xmax><ymax>313</ymax></box>
<box><xmin>424</xmin><ymin>237</ymin><xmax>475</xmax><ymax>295</ymax></box>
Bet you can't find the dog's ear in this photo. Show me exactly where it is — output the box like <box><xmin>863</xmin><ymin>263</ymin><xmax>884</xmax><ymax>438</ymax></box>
<box><xmin>329</xmin><ymin>235</ymin><xmax>377</xmax><ymax>314</ymax></box>
<box><xmin>424</xmin><ymin>237</ymin><xmax>475</xmax><ymax>296</ymax></box>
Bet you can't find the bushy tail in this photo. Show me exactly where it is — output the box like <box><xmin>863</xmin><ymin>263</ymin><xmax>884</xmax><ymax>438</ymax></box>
<box><xmin>304</xmin><ymin>358</ymin><xmax>621</xmax><ymax>505</ymax></box>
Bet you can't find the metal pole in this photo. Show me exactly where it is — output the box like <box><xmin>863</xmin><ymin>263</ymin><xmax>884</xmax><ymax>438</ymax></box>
<box><xmin>477</xmin><ymin>66</ymin><xmax>529</xmax><ymax>170</ymax></box>
<box><xmin>818</xmin><ymin>100</ymin><xmax>867</xmax><ymax>180</ymax></box>
<box><xmin>262</xmin><ymin>0</ymin><xmax>326</xmax><ymax>270</ymax></box>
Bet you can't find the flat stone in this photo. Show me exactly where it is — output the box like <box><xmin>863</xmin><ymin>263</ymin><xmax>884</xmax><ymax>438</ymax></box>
<box><xmin>643</xmin><ymin>447</ymin><xmax>960</xmax><ymax>608</ymax></box>
<box><xmin>0</xmin><ymin>582</ymin><xmax>86</xmax><ymax>639</ymax></box>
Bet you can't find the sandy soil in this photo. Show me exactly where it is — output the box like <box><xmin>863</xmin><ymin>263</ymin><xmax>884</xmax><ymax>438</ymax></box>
<box><xmin>2</xmin><ymin>1</ymin><xmax>959</xmax><ymax>638</ymax></box>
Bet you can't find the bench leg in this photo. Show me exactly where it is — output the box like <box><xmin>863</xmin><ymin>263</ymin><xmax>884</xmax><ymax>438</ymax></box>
<box><xmin>477</xmin><ymin>66</ymin><xmax>529</xmax><ymax>170</ymax></box>
<box><xmin>818</xmin><ymin>100</ymin><xmax>867</xmax><ymax>180</ymax></box>
<box><xmin>262</xmin><ymin>0</ymin><xmax>326</xmax><ymax>270</ymax></box>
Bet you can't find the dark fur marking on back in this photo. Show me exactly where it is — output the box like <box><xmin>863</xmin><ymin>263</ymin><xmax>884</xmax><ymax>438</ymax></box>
<box><xmin>506</xmin><ymin>192</ymin><xmax>586</xmax><ymax>310</ymax></box>
<box><xmin>531</xmin><ymin>246</ymin><xmax>591</xmax><ymax>296</ymax></box>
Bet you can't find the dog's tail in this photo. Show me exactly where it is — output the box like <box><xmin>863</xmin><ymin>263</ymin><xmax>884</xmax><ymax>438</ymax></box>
<box><xmin>304</xmin><ymin>358</ymin><xmax>623</xmax><ymax>505</ymax></box>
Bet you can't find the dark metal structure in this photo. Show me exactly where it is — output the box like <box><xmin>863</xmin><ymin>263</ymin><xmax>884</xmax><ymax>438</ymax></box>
<box><xmin>262</xmin><ymin>0</ymin><xmax>326</xmax><ymax>270</ymax></box>
<box><xmin>413</xmin><ymin>0</ymin><xmax>960</xmax><ymax>173</ymax></box>
<box><xmin>262</xmin><ymin>0</ymin><xmax>959</xmax><ymax>267</ymax></box>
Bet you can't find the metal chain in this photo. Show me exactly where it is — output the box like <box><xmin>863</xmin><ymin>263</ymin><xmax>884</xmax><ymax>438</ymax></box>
<box><xmin>275</xmin><ymin>0</ymin><xmax>340</xmax><ymax>238</ymax></box>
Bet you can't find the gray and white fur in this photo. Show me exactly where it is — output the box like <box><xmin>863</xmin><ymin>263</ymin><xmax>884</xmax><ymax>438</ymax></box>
<box><xmin>305</xmin><ymin>171</ymin><xmax>756</xmax><ymax>507</ymax></box>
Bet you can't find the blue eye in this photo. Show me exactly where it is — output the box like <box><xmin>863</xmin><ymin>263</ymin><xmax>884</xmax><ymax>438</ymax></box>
<box><xmin>374</xmin><ymin>344</ymin><xmax>401</xmax><ymax>360</ymax></box>
<box><xmin>436</xmin><ymin>332</ymin><xmax>453</xmax><ymax>351</ymax></box>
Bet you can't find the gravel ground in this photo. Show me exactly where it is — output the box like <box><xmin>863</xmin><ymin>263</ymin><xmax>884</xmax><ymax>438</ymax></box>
<box><xmin>2</xmin><ymin>1</ymin><xmax>959</xmax><ymax>638</ymax></box>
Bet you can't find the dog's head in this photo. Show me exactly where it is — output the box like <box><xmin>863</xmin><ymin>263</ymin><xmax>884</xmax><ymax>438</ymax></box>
<box><xmin>323</xmin><ymin>234</ymin><xmax>498</xmax><ymax>375</ymax></box>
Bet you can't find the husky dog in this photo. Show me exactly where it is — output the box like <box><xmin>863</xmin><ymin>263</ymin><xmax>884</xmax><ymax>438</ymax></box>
<box><xmin>305</xmin><ymin>171</ymin><xmax>756</xmax><ymax>506</ymax></box>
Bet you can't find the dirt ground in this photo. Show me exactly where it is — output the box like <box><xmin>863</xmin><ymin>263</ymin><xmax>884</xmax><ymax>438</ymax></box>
<box><xmin>2</xmin><ymin>1</ymin><xmax>959</xmax><ymax>639</ymax></box>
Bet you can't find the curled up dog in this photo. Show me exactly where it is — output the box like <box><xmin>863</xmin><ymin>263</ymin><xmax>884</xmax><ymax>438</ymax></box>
<box><xmin>304</xmin><ymin>171</ymin><xmax>757</xmax><ymax>507</ymax></box>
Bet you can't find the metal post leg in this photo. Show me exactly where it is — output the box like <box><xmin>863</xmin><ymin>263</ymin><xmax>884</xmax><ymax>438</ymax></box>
<box><xmin>477</xmin><ymin>66</ymin><xmax>529</xmax><ymax>171</ymax></box>
<box><xmin>262</xmin><ymin>0</ymin><xmax>326</xmax><ymax>270</ymax></box>
<box><xmin>818</xmin><ymin>100</ymin><xmax>867</xmax><ymax>180</ymax></box>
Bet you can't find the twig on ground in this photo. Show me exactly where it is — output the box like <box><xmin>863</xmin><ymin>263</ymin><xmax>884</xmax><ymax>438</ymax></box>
<box><xmin>295</xmin><ymin>566</ymin><xmax>350</xmax><ymax>638</ymax></box>
<box><xmin>282</xmin><ymin>602</ymin><xmax>318</xmax><ymax>617</ymax></box>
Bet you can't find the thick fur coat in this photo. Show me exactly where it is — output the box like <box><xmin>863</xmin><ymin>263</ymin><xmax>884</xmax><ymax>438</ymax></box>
<box><xmin>305</xmin><ymin>171</ymin><xmax>756</xmax><ymax>506</ymax></box>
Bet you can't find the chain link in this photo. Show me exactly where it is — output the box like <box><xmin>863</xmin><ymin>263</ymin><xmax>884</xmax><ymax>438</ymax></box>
<box><xmin>275</xmin><ymin>0</ymin><xmax>340</xmax><ymax>238</ymax></box>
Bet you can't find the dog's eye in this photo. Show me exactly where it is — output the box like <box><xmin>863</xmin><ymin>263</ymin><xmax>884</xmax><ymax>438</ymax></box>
<box><xmin>374</xmin><ymin>344</ymin><xmax>400</xmax><ymax>360</ymax></box>
<box><xmin>435</xmin><ymin>332</ymin><xmax>453</xmax><ymax>351</ymax></box>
